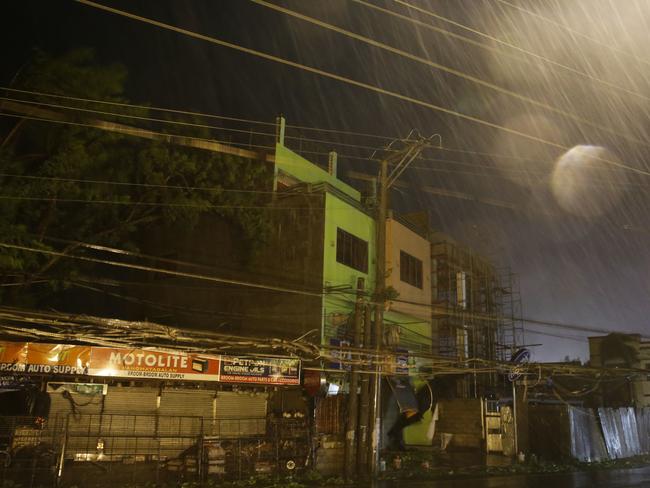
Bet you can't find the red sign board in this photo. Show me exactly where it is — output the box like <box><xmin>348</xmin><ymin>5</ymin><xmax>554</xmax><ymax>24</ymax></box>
<box><xmin>0</xmin><ymin>341</ymin><xmax>301</xmax><ymax>386</ymax></box>
<box><xmin>89</xmin><ymin>347</ymin><xmax>221</xmax><ymax>382</ymax></box>
<box><xmin>0</xmin><ymin>342</ymin><xmax>90</xmax><ymax>375</ymax></box>
<box><xmin>0</xmin><ymin>342</ymin><xmax>28</xmax><ymax>372</ymax></box>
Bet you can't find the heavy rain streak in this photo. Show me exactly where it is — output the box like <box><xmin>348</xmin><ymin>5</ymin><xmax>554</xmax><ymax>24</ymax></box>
<box><xmin>3</xmin><ymin>0</ymin><xmax>650</xmax><ymax>360</ymax></box>
<box><xmin>4</xmin><ymin>1</ymin><xmax>650</xmax><ymax>487</ymax></box>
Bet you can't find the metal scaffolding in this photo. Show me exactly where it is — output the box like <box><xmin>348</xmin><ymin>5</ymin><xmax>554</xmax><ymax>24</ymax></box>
<box><xmin>494</xmin><ymin>268</ymin><xmax>525</xmax><ymax>362</ymax></box>
<box><xmin>430</xmin><ymin>240</ymin><xmax>524</xmax><ymax>364</ymax></box>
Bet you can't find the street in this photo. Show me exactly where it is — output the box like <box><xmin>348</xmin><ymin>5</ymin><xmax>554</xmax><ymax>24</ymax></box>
<box><xmin>378</xmin><ymin>466</ymin><xmax>650</xmax><ymax>488</ymax></box>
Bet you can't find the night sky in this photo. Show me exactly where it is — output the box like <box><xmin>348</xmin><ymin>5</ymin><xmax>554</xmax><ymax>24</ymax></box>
<box><xmin>4</xmin><ymin>0</ymin><xmax>650</xmax><ymax>361</ymax></box>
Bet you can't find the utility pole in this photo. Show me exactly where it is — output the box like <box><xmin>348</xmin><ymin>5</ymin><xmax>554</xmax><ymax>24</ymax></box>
<box><xmin>344</xmin><ymin>277</ymin><xmax>365</xmax><ymax>480</ymax></box>
<box><xmin>367</xmin><ymin>134</ymin><xmax>432</xmax><ymax>476</ymax></box>
<box><xmin>367</xmin><ymin>155</ymin><xmax>388</xmax><ymax>477</ymax></box>
<box><xmin>357</xmin><ymin>303</ymin><xmax>373</xmax><ymax>473</ymax></box>
<box><xmin>512</xmin><ymin>380</ymin><xmax>519</xmax><ymax>456</ymax></box>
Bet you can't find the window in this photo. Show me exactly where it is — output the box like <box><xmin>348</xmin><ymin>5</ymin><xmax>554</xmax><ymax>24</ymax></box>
<box><xmin>336</xmin><ymin>228</ymin><xmax>368</xmax><ymax>273</ymax></box>
<box><xmin>400</xmin><ymin>250</ymin><xmax>423</xmax><ymax>288</ymax></box>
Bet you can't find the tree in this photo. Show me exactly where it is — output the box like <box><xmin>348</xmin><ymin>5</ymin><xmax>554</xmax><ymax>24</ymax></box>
<box><xmin>0</xmin><ymin>49</ymin><xmax>272</xmax><ymax>308</ymax></box>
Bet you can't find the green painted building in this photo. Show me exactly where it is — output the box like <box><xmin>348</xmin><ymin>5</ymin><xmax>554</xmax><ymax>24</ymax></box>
<box><xmin>270</xmin><ymin>119</ymin><xmax>434</xmax><ymax>448</ymax></box>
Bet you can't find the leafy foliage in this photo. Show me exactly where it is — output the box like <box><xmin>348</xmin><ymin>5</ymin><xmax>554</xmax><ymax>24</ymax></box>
<box><xmin>0</xmin><ymin>49</ymin><xmax>272</xmax><ymax>306</ymax></box>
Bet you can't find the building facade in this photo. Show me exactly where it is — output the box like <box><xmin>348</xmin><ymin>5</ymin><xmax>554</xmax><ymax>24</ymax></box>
<box><xmin>589</xmin><ymin>334</ymin><xmax>650</xmax><ymax>407</ymax></box>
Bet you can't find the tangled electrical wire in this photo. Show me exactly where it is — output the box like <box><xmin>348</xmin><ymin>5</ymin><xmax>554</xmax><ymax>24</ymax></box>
<box><xmin>0</xmin><ymin>306</ymin><xmax>646</xmax><ymax>383</ymax></box>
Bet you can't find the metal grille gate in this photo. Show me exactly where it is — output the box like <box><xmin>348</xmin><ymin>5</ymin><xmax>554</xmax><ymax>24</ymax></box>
<box><xmin>0</xmin><ymin>413</ymin><xmax>309</xmax><ymax>487</ymax></box>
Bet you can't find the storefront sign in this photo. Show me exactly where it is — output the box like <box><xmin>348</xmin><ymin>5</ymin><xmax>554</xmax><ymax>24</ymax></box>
<box><xmin>0</xmin><ymin>342</ymin><xmax>28</xmax><ymax>372</ymax></box>
<box><xmin>219</xmin><ymin>356</ymin><xmax>300</xmax><ymax>385</ymax></box>
<box><xmin>0</xmin><ymin>342</ymin><xmax>89</xmax><ymax>375</ymax></box>
<box><xmin>25</xmin><ymin>343</ymin><xmax>90</xmax><ymax>375</ymax></box>
<box><xmin>0</xmin><ymin>341</ymin><xmax>301</xmax><ymax>385</ymax></box>
<box><xmin>89</xmin><ymin>347</ymin><xmax>221</xmax><ymax>381</ymax></box>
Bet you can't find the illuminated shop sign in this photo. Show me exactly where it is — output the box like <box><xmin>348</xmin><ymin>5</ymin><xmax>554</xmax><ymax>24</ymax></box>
<box><xmin>0</xmin><ymin>341</ymin><xmax>300</xmax><ymax>386</ymax></box>
<box><xmin>219</xmin><ymin>356</ymin><xmax>300</xmax><ymax>385</ymax></box>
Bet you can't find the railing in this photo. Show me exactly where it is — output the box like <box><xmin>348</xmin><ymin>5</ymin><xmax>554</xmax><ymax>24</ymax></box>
<box><xmin>0</xmin><ymin>414</ymin><xmax>310</xmax><ymax>487</ymax></box>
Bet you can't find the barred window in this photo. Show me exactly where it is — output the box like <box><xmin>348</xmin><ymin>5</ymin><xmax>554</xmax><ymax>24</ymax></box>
<box><xmin>336</xmin><ymin>228</ymin><xmax>368</xmax><ymax>273</ymax></box>
<box><xmin>400</xmin><ymin>250</ymin><xmax>423</xmax><ymax>288</ymax></box>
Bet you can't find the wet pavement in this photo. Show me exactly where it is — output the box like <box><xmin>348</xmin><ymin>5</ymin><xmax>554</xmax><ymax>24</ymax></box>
<box><xmin>377</xmin><ymin>465</ymin><xmax>650</xmax><ymax>487</ymax></box>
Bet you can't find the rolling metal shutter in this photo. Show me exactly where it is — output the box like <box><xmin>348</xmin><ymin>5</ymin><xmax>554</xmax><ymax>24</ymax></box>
<box><xmin>100</xmin><ymin>387</ymin><xmax>160</xmax><ymax>457</ymax></box>
<box><xmin>45</xmin><ymin>385</ymin><xmax>268</xmax><ymax>459</ymax></box>
<box><xmin>158</xmin><ymin>389</ymin><xmax>213</xmax><ymax>443</ymax></box>
<box><xmin>213</xmin><ymin>391</ymin><xmax>267</xmax><ymax>436</ymax></box>
<box><xmin>104</xmin><ymin>386</ymin><xmax>158</xmax><ymax>414</ymax></box>
<box><xmin>47</xmin><ymin>385</ymin><xmax>105</xmax><ymax>456</ymax></box>
<box><xmin>159</xmin><ymin>389</ymin><xmax>214</xmax><ymax>418</ymax></box>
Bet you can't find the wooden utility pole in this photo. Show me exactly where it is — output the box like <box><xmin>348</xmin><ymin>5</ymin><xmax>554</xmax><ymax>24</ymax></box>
<box><xmin>368</xmin><ymin>156</ymin><xmax>388</xmax><ymax>476</ymax></box>
<box><xmin>356</xmin><ymin>303</ymin><xmax>373</xmax><ymax>473</ymax></box>
<box><xmin>344</xmin><ymin>277</ymin><xmax>365</xmax><ymax>480</ymax></box>
<box><xmin>367</xmin><ymin>136</ymin><xmax>431</xmax><ymax>476</ymax></box>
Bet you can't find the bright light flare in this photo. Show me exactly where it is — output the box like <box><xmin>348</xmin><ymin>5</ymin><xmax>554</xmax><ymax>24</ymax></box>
<box><xmin>551</xmin><ymin>145</ymin><xmax>624</xmax><ymax>217</ymax></box>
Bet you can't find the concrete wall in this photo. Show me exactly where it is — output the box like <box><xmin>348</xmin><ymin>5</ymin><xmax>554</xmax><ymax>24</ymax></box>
<box><xmin>322</xmin><ymin>192</ymin><xmax>375</xmax><ymax>291</ymax></box>
<box><xmin>322</xmin><ymin>192</ymin><xmax>376</xmax><ymax>344</ymax></box>
<box><xmin>528</xmin><ymin>405</ymin><xmax>572</xmax><ymax>459</ymax></box>
<box><xmin>274</xmin><ymin>144</ymin><xmax>360</xmax><ymax>200</ymax></box>
<box><xmin>435</xmin><ymin>399</ymin><xmax>483</xmax><ymax>450</ymax></box>
<box><xmin>589</xmin><ymin>335</ymin><xmax>650</xmax><ymax>407</ymax></box>
<box><xmin>385</xmin><ymin>218</ymin><xmax>431</xmax><ymax>321</ymax></box>
<box><xmin>123</xmin><ymin>196</ymin><xmax>326</xmax><ymax>340</ymax></box>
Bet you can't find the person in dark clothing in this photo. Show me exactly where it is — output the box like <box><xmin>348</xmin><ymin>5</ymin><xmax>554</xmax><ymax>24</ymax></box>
<box><xmin>387</xmin><ymin>381</ymin><xmax>435</xmax><ymax>451</ymax></box>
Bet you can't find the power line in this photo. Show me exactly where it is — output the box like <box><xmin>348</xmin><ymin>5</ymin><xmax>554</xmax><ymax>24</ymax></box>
<box><xmin>0</xmin><ymin>194</ymin><xmax>374</xmax><ymax>212</ymax></box>
<box><xmin>9</xmin><ymin>88</ymin><xmax>545</xmax><ymax>171</ymax></box>
<box><xmin>3</xmin><ymin>113</ymin><xmax>640</xmax><ymax>193</ymax></box>
<box><xmin>0</xmin><ymin>114</ymin><xmax>568</xmax><ymax>214</ymax></box>
<box><xmin>525</xmin><ymin>328</ymin><xmax>589</xmax><ymax>343</ymax></box>
<box><xmin>5</xmin><ymin>101</ymin><xmax>646</xmax><ymax>190</ymax></box>
<box><xmin>523</xmin><ymin>317</ymin><xmax>647</xmax><ymax>338</ymax></box>
<box><xmin>37</xmin><ymin>236</ymin><xmax>344</xmax><ymax>298</ymax></box>
<box><xmin>1</xmin><ymin>89</ymin><xmax>278</xmax><ymax>129</ymax></box>
<box><xmin>69</xmin><ymin>279</ymin><xmax>331</xmax><ymax>327</ymax></box>
<box><xmin>4</xmin><ymin>90</ymin><xmax>636</xmax><ymax>182</ymax></box>
<box><xmin>252</xmin><ymin>0</ymin><xmax>650</xmax><ymax>149</ymax></box>
<box><xmin>1</xmin><ymin>305</ymin><xmax>645</xmax><ymax>378</ymax></box>
<box><xmin>493</xmin><ymin>0</ymin><xmax>650</xmax><ymax>69</ymax></box>
<box><xmin>71</xmin><ymin>276</ymin><xmax>329</xmax><ymax>317</ymax></box>
<box><xmin>4</xmin><ymin>238</ymin><xmax>645</xmax><ymax>341</ymax></box>
<box><xmin>390</xmin><ymin>0</ymin><xmax>650</xmax><ymax>105</ymax></box>
<box><xmin>0</xmin><ymin>172</ymin><xmax>315</xmax><ymax>197</ymax></box>
<box><xmin>0</xmin><ymin>111</ymin><xmax>279</xmax><ymax>154</ymax></box>
<box><xmin>0</xmin><ymin>95</ymin><xmax>278</xmax><ymax>139</ymax></box>
<box><xmin>8</xmin><ymin>85</ymin><xmax>642</xmax><ymax>180</ymax></box>
<box><xmin>0</xmin><ymin>111</ymin><xmax>381</xmax><ymax>171</ymax></box>
<box><xmin>0</xmin><ymin>194</ymin><xmax>324</xmax><ymax>211</ymax></box>
<box><xmin>73</xmin><ymin>0</ymin><xmax>650</xmax><ymax>178</ymax></box>
<box><xmin>1</xmin><ymin>99</ymin><xmax>403</xmax><ymax>170</ymax></box>
<box><xmin>1</xmin><ymin>85</ymin><xmax>399</xmax><ymax>144</ymax></box>
<box><xmin>0</xmin><ymin>241</ymin><xmax>327</xmax><ymax>299</ymax></box>
<box><xmin>0</xmin><ymin>92</ymin><xmax>557</xmax><ymax>175</ymax></box>
<box><xmin>1</xmin><ymin>85</ymin><xmax>568</xmax><ymax>164</ymax></box>
<box><xmin>1</xmin><ymin>95</ymin><xmax>391</xmax><ymax>156</ymax></box>
<box><xmin>0</xmin><ymin>108</ymin><xmax>380</xmax><ymax>171</ymax></box>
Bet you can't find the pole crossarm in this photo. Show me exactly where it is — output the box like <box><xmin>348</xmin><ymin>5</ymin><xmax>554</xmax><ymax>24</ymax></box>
<box><xmin>383</xmin><ymin>133</ymin><xmax>440</xmax><ymax>189</ymax></box>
